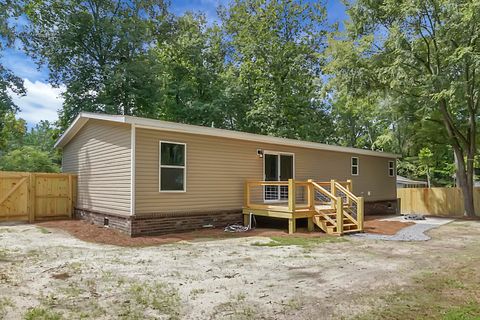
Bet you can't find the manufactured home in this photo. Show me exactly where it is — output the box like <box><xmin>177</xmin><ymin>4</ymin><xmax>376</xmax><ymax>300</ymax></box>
<box><xmin>55</xmin><ymin>112</ymin><xmax>399</xmax><ymax>236</ymax></box>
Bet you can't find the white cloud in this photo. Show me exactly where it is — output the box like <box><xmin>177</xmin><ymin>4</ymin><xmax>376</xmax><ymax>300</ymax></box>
<box><xmin>8</xmin><ymin>79</ymin><xmax>65</xmax><ymax>126</ymax></box>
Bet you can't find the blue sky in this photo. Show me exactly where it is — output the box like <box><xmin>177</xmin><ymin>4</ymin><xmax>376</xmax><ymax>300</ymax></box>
<box><xmin>3</xmin><ymin>0</ymin><xmax>348</xmax><ymax>127</ymax></box>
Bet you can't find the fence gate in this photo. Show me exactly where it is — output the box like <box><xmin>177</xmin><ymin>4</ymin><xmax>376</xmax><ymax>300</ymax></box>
<box><xmin>0</xmin><ymin>171</ymin><xmax>77</xmax><ymax>222</ymax></box>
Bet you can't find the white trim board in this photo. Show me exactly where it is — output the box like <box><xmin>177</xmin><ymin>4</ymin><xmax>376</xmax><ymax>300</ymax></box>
<box><xmin>55</xmin><ymin>112</ymin><xmax>400</xmax><ymax>159</ymax></box>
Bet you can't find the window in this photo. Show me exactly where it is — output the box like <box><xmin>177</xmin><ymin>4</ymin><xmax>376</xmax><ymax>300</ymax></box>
<box><xmin>159</xmin><ymin>141</ymin><xmax>186</xmax><ymax>191</ymax></box>
<box><xmin>351</xmin><ymin>157</ymin><xmax>359</xmax><ymax>176</ymax></box>
<box><xmin>388</xmin><ymin>160</ymin><xmax>395</xmax><ymax>177</ymax></box>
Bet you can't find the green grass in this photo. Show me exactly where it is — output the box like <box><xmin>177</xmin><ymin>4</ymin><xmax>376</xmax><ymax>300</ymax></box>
<box><xmin>443</xmin><ymin>303</ymin><xmax>480</xmax><ymax>320</ymax></box>
<box><xmin>0</xmin><ymin>297</ymin><xmax>14</xmax><ymax>318</ymax></box>
<box><xmin>24</xmin><ymin>307</ymin><xmax>62</xmax><ymax>320</ymax></box>
<box><xmin>356</xmin><ymin>262</ymin><xmax>480</xmax><ymax>320</ymax></box>
<box><xmin>37</xmin><ymin>227</ymin><xmax>52</xmax><ymax>234</ymax></box>
<box><xmin>125</xmin><ymin>281</ymin><xmax>181</xmax><ymax>320</ymax></box>
<box><xmin>251</xmin><ymin>236</ymin><xmax>347</xmax><ymax>248</ymax></box>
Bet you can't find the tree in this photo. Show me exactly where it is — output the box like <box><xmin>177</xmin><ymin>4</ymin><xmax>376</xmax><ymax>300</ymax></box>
<box><xmin>220</xmin><ymin>0</ymin><xmax>334</xmax><ymax>141</ymax></box>
<box><xmin>0</xmin><ymin>0</ymin><xmax>25</xmax><ymax>130</ymax></box>
<box><xmin>151</xmin><ymin>13</ymin><xmax>231</xmax><ymax>128</ymax></box>
<box><xmin>418</xmin><ymin>147</ymin><xmax>434</xmax><ymax>188</ymax></box>
<box><xmin>327</xmin><ymin>0</ymin><xmax>480</xmax><ymax>216</ymax></box>
<box><xmin>23</xmin><ymin>0</ymin><xmax>172</xmax><ymax>129</ymax></box>
<box><xmin>0</xmin><ymin>112</ymin><xmax>26</xmax><ymax>153</ymax></box>
<box><xmin>0</xmin><ymin>146</ymin><xmax>60</xmax><ymax>172</ymax></box>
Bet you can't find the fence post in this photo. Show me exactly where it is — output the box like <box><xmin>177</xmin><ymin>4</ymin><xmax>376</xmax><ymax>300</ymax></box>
<box><xmin>28</xmin><ymin>173</ymin><xmax>35</xmax><ymax>223</ymax></box>
<box><xmin>68</xmin><ymin>174</ymin><xmax>73</xmax><ymax>218</ymax></box>
<box><xmin>336</xmin><ymin>196</ymin><xmax>343</xmax><ymax>235</ymax></box>
<box><xmin>357</xmin><ymin>196</ymin><xmax>364</xmax><ymax>231</ymax></box>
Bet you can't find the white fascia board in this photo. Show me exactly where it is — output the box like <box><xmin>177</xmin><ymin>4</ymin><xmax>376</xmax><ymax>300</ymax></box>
<box><xmin>56</xmin><ymin>112</ymin><xmax>401</xmax><ymax>159</ymax></box>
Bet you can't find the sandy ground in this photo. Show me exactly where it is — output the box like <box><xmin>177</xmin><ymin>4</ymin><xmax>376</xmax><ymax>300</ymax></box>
<box><xmin>0</xmin><ymin>218</ymin><xmax>479</xmax><ymax>319</ymax></box>
<box><xmin>31</xmin><ymin>216</ymin><xmax>413</xmax><ymax>247</ymax></box>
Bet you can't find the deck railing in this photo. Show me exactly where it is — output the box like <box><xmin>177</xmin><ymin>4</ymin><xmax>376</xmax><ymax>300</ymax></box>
<box><xmin>244</xmin><ymin>179</ymin><xmax>364</xmax><ymax>233</ymax></box>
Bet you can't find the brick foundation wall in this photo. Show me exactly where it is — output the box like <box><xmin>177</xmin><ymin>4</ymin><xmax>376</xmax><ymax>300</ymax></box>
<box><xmin>131</xmin><ymin>210</ymin><xmax>242</xmax><ymax>236</ymax></box>
<box><xmin>74</xmin><ymin>208</ymin><xmax>132</xmax><ymax>235</ymax></box>
<box><xmin>364</xmin><ymin>199</ymin><xmax>399</xmax><ymax>215</ymax></box>
<box><xmin>74</xmin><ymin>208</ymin><xmax>242</xmax><ymax>237</ymax></box>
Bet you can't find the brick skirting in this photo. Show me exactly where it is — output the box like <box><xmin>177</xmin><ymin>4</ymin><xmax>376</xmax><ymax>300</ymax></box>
<box><xmin>74</xmin><ymin>208</ymin><xmax>132</xmax><ymax>235</ymax></box>
<box><xmin>74</xmin><ymin>208</ymin><xmax>242</xmax><ymax>236</ymax></box>
<box><xmin>364</xmin><ymin>199</ymin><xmax>399</xmax><ymax>215</ymax></box>
<box><xmin>75</xmin><ymin>200</ymin><xmax>397</xmax><ymax>237</ymax></box>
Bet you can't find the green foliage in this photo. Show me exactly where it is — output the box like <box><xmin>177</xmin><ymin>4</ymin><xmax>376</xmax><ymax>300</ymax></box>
<box><xmin>24</xmin><ymin>0</ymin><xmax>172</xmax><ymax>128</ymax></box>
<box><xmin>0</xmin><ymin>146</ymin><xmax>60</xmax><ymax>172</ymax></box>
<box><xmin>220</xmin><ymin>0</ymin><xmax>333</xmax><ymax>140</ymax></box>
<box><xmin>0</xmin><ymin>1</ymin><xmax>25</xmax><ymax>120</ymax></box>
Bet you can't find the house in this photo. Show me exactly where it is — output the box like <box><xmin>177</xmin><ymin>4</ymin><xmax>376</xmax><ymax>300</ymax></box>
<box><xmin>55</xmin><ymin>112</ymin><xmax>400</xmax><ymax>236</ymax></box>
<box><xmin>396</xmin><ymin>175</ymin><xmax>428</xmax><ymax>188</ymax></box>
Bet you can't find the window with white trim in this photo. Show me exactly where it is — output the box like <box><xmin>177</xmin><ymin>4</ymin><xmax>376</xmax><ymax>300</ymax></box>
<box><xmin>388</xmin><ymin>160</ymin><xmax>395</xmax><ymax>177</ymax></box>
<box><xmin>159</xmin><ymin>141</ymin><xmax>186</xmax><ymax>191</ymax></box>
<box><xmin>351</xmin><ymin>157</ymin><xmax>359</xmax><ymax>176</ymax></box>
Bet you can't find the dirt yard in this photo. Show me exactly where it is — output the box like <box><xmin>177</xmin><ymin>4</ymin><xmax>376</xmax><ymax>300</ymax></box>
<box><xmin>1</xmin><ymin>219</ymin><xmax>479</xmax><ymax>319</ymax></box>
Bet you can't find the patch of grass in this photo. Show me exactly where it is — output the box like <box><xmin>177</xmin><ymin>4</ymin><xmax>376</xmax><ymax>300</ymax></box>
<box><xmin>443</xmin><ymin>303</ymin><xmax>480</xmax><ymax>320</ymax></box>
<box><xmin>0</xmin><ymin>297</ymin><xmax>14</xmax><ymax>318</ymax></box>
<box><xmin>126</xmin><ymin>281</ymin><xmax>181</xmax><ymax>320</ymax></box>
<box><xmin>24</xmin><ymin>307</ymin><xmax>62</xmax><ymax>320</ymax></box>
<box><xmin>211</xmin><ymin>296</ymin><xmax>257</xmax><ymax>320</ymax></box>
<box><xmin>190</xmin><ymin>288</ymin><xmax>206</xmax><ymax>300</ymax></box>
<box><xmin>0</xmin><ymin>248</ymin><xmax>9</xmax><ymax>261</ymax></box>
<box><xmin>356</xmin><ymin>262</ymin><xmax>480</xmax><ymax>320</ymax></box>
<box><xmin>37</xmin><ymin>227</ymin><xmax>52</xmax><ymax>234</ymax></box>
<box><xmin>251</xmin><ymin>236</ymin><xmax>347</xmax><ymax>248</ymax></box>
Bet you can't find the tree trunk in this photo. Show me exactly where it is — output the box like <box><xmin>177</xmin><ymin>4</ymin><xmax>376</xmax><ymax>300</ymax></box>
<box><xmin>454</xmin><ymin>147</ymin><xmax>476</xmax><ymax>216</ymax></box>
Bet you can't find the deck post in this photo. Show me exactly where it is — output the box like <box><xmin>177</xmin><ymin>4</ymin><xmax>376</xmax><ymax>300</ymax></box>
<box><xmin>307</xmin><ymin>217</ymin><xmax>314</xmax><ymax>232</ymax></box>
<box><xmin>288</xmin><ymin>179</ymin><xmax>296</xmax><ymax>212</ymax></box>
<box><xmin>243</xmin><ymin>213</ymin><xmax>249</xmax><ymax>227</ymax></box>
<box><xmin>336</xmin><ymin>196</ymin><xmax>343</xmax><ymax>235</ymax></box>
<box><xmin>346</xmin><ymin>179</ymin><xmax>352</xmax><ymax>207</ymax></box>
<box><xmin>307</xmin><ymin>179</ymin><xmax>315</xmax><ymax>211</ymax></box>
<box><xmin>330</xmin><ymin>179</ymin><xmax>336</xmax><ymax>209</ymax></box>
<box><xmin>357</xmin><ymin>197</ymin><xmax>364</xmax><ymax>231</ymax></box>
<box><xmin>243</xmin><ymin>181</ymin><xmax>250</xmax><ymax>208</ymax></box>
<box><xmin>288</xmin><ymin>179</ymin><xmax>296</xmax><ymax>234</ymax></box>
<box><xmin>307</xmin><ymin>179</ymin><xmax>315</xmax><ymax>232</ymax></box>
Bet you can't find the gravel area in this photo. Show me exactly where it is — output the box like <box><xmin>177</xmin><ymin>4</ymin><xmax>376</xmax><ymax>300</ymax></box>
<box><xmin>353</xmin><ymin>216</ymin><xmax>454</xmax><ymax>241</ymax></box>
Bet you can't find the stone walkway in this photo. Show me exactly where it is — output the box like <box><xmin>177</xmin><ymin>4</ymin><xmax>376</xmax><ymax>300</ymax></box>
<box><xmin>352</xmin><ymin>216</ymin><xmax>454</xmax><ymax>241</ymax></box>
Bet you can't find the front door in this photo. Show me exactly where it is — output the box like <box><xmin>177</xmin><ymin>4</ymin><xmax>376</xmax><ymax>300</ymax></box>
<box><xmin>264</xmin><ymin>152</ymin><xmax>294</xmax><ymax>201</ymax></box>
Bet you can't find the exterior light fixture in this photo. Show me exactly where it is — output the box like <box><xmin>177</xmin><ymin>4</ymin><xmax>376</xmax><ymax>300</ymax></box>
<box><xmin>257</xmin><ymin>149</ymin><xmax>263</xmax><ymax>158</ymax></box>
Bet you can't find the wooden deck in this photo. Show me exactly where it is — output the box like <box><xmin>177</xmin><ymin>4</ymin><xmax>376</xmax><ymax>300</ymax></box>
<box><xmin>243</xmin><ymin>179</ymin><xmax>364</xmax><ymax>235</ymax></box>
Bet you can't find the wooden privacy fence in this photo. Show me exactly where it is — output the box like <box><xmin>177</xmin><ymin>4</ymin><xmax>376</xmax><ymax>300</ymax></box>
<box><xmin>397</xmin><ymin>187</ymin><xmax>480</xmax><ymax>217</ymax></box>
<box><xmin>0</xmin><ymin>171</ymin><xmax>77</xmax><ymax>222</ymax></box>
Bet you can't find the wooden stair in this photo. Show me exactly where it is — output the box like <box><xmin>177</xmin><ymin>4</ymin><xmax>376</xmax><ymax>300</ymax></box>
<box><xmin>310</xmin><ymin>180</ymin><xmax>364</xmax><ymax>235</ymax></box>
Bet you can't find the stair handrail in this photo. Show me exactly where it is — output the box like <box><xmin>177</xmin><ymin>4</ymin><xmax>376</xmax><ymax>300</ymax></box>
<box><xmin>311</xmin><ymin>181</ymin><xmax>337</xmax><ymax>204</ymax></box>
<box><xmin>335</xmin><ymin>182</ymin><xmax>358</xmax><ymax>202</ymax></box>
<box><xmin>334</xmin><ymin>181</ymin><xmax>364</xmax><ymax>231</ymax></box>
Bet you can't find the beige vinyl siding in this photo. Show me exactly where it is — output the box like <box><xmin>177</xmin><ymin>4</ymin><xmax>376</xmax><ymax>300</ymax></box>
<box><xmin>135</xmin><ymin>127</ymin><xmax>396</xmax><ymax>215</ymax></box>
<box><xmin>62</xmin><ymin>119</ymin><xmax>132</xmax><ymax>216</ymax></box>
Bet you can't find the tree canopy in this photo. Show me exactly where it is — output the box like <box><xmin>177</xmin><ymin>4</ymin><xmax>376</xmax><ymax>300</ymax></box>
<box><xmin>1</xmin><ymin>0</ymin><xmax>480</xmax><ymax>214</ymax></box>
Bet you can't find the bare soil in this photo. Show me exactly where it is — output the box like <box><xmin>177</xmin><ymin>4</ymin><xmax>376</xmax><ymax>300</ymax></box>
<box><xmin>35</xmin><ymin>216</ymin><xmax>414</xmax><ymax>247</ymax></box>
<box><xmin>0</xmin><ymin>218</ymin><xmax>479</xmax><ymax>319</ymax></box>
<box><xmin>363</xmin><ymin>216</ymin><xmax>415</xmax><ymax>235</ymax></box>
